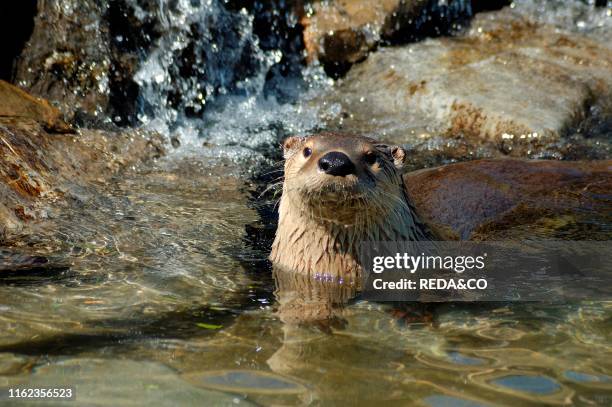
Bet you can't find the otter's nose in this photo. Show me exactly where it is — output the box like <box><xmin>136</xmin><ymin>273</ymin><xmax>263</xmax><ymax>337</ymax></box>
<box><xmin>318</xmin><ymin>151</ymin><xmax>356</xmax><ymax>176</ymax></box>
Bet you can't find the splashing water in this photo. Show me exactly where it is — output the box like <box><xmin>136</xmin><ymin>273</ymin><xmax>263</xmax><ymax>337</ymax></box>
<box><xmin>511</xmin><ymin>0</ymin><xmax>612</xmax><ymax>37</ymax></box>
<box><xmin>125</xmin><ymin>0</ymin><xmax>611</xmax><ymax>161</ymax></box>
<box><xmin>132</xmin><ymin>0</ymin><xmax>331</xmax><ymax>157</ymax></box>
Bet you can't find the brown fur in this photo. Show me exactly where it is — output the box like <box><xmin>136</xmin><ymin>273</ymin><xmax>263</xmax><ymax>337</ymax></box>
<box><xmin>270</xmin><ymin>132</ymin><xmax>434</xmax><ymax>280</ymax></box>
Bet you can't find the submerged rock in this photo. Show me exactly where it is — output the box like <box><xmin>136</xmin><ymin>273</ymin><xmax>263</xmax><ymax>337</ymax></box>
<box><xmin>302</xmin><ymin>0</ymin><xmax>475</xmax><ymax>77</ymax></box>
<box><xmin>0</xmin><ymin>122</ymin><xmax>165</xmax><ymax>241</ymax></box>
<box><xmin>405</xmin><ymin>159</ymin><xmax>612</xmax><ymax>240</ymax></box>
<box><xmin>0</xmin><ymin>358</ymin><xmax>248</xmax><ymax>406</ymax></box>
<box><xmin>320</xmin><ymin>7</ymin><xmax>612</xmax><ymax>162</ymax></box>
<box><xmin>183</xmin><ymin>369</ymin><xmax>307</xmax><ymax>395</ymax></box>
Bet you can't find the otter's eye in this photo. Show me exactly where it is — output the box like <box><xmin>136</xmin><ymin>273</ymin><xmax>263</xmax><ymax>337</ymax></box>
<box><xmin>303</xmin><ymin>147</ymin><xmax>312</xmax><ymax>158</ymax></box>
<box><xmin>364</xmin><ymin>152</ymin><xmax>377</xmax><ymax>165</ymax></box>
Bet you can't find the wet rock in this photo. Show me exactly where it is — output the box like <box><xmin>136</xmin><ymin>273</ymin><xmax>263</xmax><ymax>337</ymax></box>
<box><xmin>0</xmin><ymin>251</ymin><xmax>68</xmax><ymax>273</ymax></box>
<box><xmin>0</xmin><ymin>87</ymin><xmax>166</xmax><ymax>241</ymax></box>
<box><xmin>13</xmin><ymin>0</ymin><xmax>160</xmax><ymax>126</ymax></box>
<box><xmin>12</xmin><ymin>0</ymin><xmax>304</xmax><ymax>128</ymax></box>
<box><xmin>0</xmin><ymin>80</ymin><xmax>71</xmax><ymax>133</ymax></box>
<box><xmin>0</xmin><ymin>358</ymin><xmax>249</xmax><ymax>406</ymax></box>
<box><xmin>320</xmin><ymin>7</ymin><xmax>612</xmax><ymax>161</ymax></box>
<box><xmin>302</xmin><ymin>0</ymin><xmax>400</xmax><ymax>70</ymax></box>
<box><xmin>405</xmin><ymin>159</ymin><xmax>612</xmax><ymax>240</ymax></box>
<box><xmin>302</xmin><ymin>0</ymin><xmax>475</xmax><ymax>77</ymax></box>
<box><xmin>14</xmin><ymin>0</ymin><xmax>112</xmax><ymax>123</ymax></box>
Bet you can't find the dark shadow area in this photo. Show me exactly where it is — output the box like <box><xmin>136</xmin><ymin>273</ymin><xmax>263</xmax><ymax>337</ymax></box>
<box><xmin>223</xmin><ymin>166</ymin><xmax>283</xmax><ymax>310</ymax></box>
<box><xmin>383</xmin><ymin>0</ymin><xmax>475</xmax><ymax>46</ymax></box>
<box><xmin>0</xmin><ymin>267</ymin><xmax>73</xmax><ymax>286</ymax></box>
<box><xmin>106</xmin><ymin>1</ymin><xmax>158</xmax><ymax>126</ymax></box>
<box><xmin>0</xmin><ymin>251</ymin><xmax>72</xmax><ymax>286</ymax></box>
<box><xmin>471</xmin><ymin>0</ymin><xmax>511</xmax><ymax>13</ymax></box>
<box><xmin>0</xmin><ymin>1</ymin><xmax>37</xmax><ymax>81</ymax></box>
<box><xmin>0</xmin><ymin>305</ymin><xmax>239</xmax><ymax>356</ymax></box>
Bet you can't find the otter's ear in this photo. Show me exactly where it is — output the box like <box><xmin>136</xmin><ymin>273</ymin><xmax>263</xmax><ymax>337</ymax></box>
<box><xmin>390</xmin><ymin>146</ymin><xmax>406</xmax><ymax>169</ymax></box>
<box><xmin>281</xmin><ymin>136</ymin><xmax>304</xmax><ymax>159</ymax></box>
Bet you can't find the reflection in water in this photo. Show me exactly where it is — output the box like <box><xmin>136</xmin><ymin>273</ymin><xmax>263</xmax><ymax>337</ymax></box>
<box><xmin>267</xmin><ymin>268</ymin><xmax>357</xmax><ymax>395</ymax></box>
<box><xmin>272</xmin><ymin>267</ymin><xmax>357</xmax><ymax>325</ymax></box>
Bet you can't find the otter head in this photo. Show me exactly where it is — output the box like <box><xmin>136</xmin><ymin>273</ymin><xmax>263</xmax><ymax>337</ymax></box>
<box><xmin>280</xmin><ymin>132</ymin><xmax>407</xmax><ymax>226</ymax></box>
<box><xmin>271</xmin><ymin>132</ymin><xmax>429</xmax><ymax>278</ymax></box>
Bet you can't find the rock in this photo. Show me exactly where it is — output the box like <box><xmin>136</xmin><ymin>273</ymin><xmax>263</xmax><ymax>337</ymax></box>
<box><xmin>13</xmin><ymin>0</ymin><xmax>113</xmax><ymax>123</ymax></box>
<box><xmin>0</xmin><ymin>358</ymin><xmax>249</xmax><ymax>406</ymax></box>
<box><xmin>0</xmin><ymin>251</ymin><xmax>68</xmax><ymax>273</ymax></box>
<box><xmin>302</xmin><ymin>0</ymin><xmax>474</xmax><ymax>77</ymax></box>
<box><xmin>319</xmin><ymin>7</ymin><xmax>612</xmax><ymax>162</ymax></box>
<box><xmin>0</xmin><ymin>89</ymin><xmax>166</xmax><ymax>241</ymax></box>
<box><xmin>0</xmin><ymin>80</ymin><xmax>72</xmax><ymax>133</ymax></box>
<box><xmin>302</xmin><ymin>0</ymin><xmax>401</xmax><ymax>71</ymax></box>
<box><xmin>12</xmin><ymin>0</ymin><xmax>305</xmax><ymax>128</ymax></box>
<box><xmin>405</xmin><ymin>159</ymin><xmax>612</xmax><ymax>240</ymax></box>
<box><xmin>12</xmin><ymin>0</ymin><xmax>161</xmax><ymax>125</ymax></box>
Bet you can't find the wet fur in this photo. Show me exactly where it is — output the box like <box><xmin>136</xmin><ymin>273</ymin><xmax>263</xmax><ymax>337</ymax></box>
<box><xmin>270</xmin><ymin>132</ymin><xmax>434</xmax><ymax>280</ymax></box>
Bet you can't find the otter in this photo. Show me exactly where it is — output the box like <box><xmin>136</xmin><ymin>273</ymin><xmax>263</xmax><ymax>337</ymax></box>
<box><xmin>270</xmin><ymin>132</ymin><xmax>435</xmax><ymax>280</ymax></box>
<box><xmin>270</xmin><ymin>132</ymin><xmax>612</xmax><ymax>281</ymax></box>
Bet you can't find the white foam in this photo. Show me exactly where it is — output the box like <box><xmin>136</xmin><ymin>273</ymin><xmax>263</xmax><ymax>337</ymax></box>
<box><xmin>131</xmin><ymin>0</ymin><xmax>330</xmax><ymax>159</ymax></box>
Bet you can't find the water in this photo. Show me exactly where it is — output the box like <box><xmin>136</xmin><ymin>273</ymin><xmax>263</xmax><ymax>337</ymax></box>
<box><xmin>1</xmin><ymin>0</ymin><xmax>612</xmax><ymax>405</ymax></box>
<box><xmin>512</xmin><ymin>0</ymin><xmax>612</xmax><ymax>38</ymax></box>
<box><xmin>132</xmin><ymin>0</ymin><xmax>331</xmax><ymax>152</ymax></box>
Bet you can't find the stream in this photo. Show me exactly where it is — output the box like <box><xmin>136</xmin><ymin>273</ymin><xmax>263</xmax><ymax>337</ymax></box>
<box><xmin>1</xmin><ymin>0</ymin><xmax>611</xmax><ymax>405</ymax></box>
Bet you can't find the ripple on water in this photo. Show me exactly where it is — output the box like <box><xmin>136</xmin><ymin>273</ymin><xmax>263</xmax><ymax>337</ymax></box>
<box><xmin>424</xmin><ymin>394</ymin><xmax>492</xmax><ymax>407</ymax></box>
<box><xmin>475</xmin><ymin>326</ymin><xmax>526</xmax><ymax>341</ymax></box>
<box><xmin>416</xmin><ymin>350</ymin><xmax>489</xmax><ymax>372</ymax></box>
<box><xmin>182</xmin><ymin>370</ymin><xmax>307</xmax><ymax>395</ymax></box>
<box><xmin>492</xmin><ymin>375</ymin><xmax>561</xmax><ymax>395</ymax></box>
<box><xmin>564</xmin><ymin>370</ymin><xmax>612</xmax><ymax>390</ymax></box>
<box><xmin>470</xmin><ymin>369</ymin><xmax>574</xmax><ymax>404</ymax></box>
<box><xmin>446</xmin><ymin>351</ymin><xmax>486</xmax><ymax>366</ymax></box>
<box><xmin>0</xmin><ymin>158</ymin><xmax>266</xmax><ymax>349</ymax></box>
